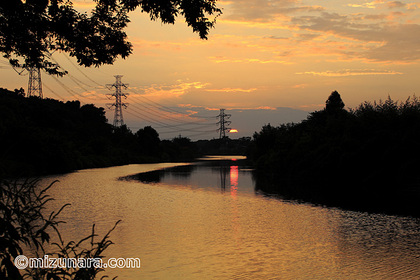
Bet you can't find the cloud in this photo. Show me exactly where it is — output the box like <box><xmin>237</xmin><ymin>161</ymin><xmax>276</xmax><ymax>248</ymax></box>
<box><xmin>264</xmin><ymin>35</ymin><xmax>289</xmax><ymax>40</ymax></box>
<box><xmin>292</xmin><ymin>12</ymin><xmax>420</xmax><ymax>62</ymax></box>
<box><xmin>211</xmin><ymin>1</ymin><xmax>420</xmax><ymax>63</ymax></box>
<box><xmin>292</xmin><ymin>12</ymin><xmax>382</xmax><ymax>42</ymax></box>
<box><xmin>128</xmin><ymin>81</ymin><xmax>210</xmax><ymax>100</ymax></box>
<box><xmin>205</xmin><ymin>88</ymin><xmax>258</xmax><ymax>93</ymax></box>
<box><xmin>348</xmin><ymin>2</ymin><xmax>378</xmax><ymax>9</ymax></box>
<box><xmin>292</xmin><ymin>84</ymin><xmax>308</xmax><ymax>89</ymax></box>
<box><xmin>220</xmin><ymin>0</ymin><xmax>324</xmax><ymax>24</ymax></box>
<box><xmin>365</xmin><ymin>24</ymin><xmax>420</xmax><ymax>62</ymax></box>
<box><xmin>297</xmin><ymin>104</ymin><xmax>325</xmax><ymax>109</ymax></box>
<box><xmin>407</xmin><ymin>3</ymin><xmax>420</xmax><ymax>10</ymax></box>
<box><xmin>347</xmin><ymin>0</ymin><xmax>410</xmax><ymax>9</ymax></box>
<box><xmin>209</xmin><ymin>56</ymin><xmax>290</xmax><ymax>64</ymax></box>
<box><xmin>387</xmin><ymin>1</ymin><xmax>406</xmax><ymax>9</ymax></box>
<box><xmin>296</xmin><ymin>69</ymin><xmax>403</xmax><ymax>76</ymax></box>
<box><xmin>177</xmin><ymin>104</ymin><xmax>277</xmax><ymax>111</ymax></box>
<box><xmin>79</xmin><ymin>90</ymin><xmax>108</xmax><ymax>100</ymax></box>
<box><xmin>294</xmin><ymin>33</ymin><xmax>322</xmax><ymax>41</ymax></box>
<box><xmin>130</xmin><ymin>39</ymin><xmax>190</xmax><ymax>55</ymax></box>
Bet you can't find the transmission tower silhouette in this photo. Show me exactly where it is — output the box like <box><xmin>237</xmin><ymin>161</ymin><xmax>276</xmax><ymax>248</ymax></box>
<box><xmin>27</xmin><ymin>67</ymin><xmax>43</xmax><ymax>98</ymax></box>
<box><xmin>106</xmin><ymin>75</ymin><xmax>129</xmax><ymax>127</ymax></box>
<box><xmin>217</xmin><ymin>109</ymin><xmax>231</xmax><ymax>139</ymax></box>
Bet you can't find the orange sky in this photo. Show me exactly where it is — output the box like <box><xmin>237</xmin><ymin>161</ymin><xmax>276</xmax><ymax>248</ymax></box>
<box><xmin>1</xmin><ymin>0</ymin><xmax>420</xmax><ymax>139</ymax></box>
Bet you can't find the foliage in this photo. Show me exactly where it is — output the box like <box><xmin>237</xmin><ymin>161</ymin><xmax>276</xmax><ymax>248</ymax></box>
<box><xmin>250</xmin><ymin>92</ymin><xmax>420</xmax><ymax>216</ymax></box>
<box><xmin>196</xmin><ymin>137</ymin><xmax>251</xmax><ymax>155</ymax></box>
<box><xmin>0</xmin><ymin>178</ymin><xmax>119</xmax><ymax>279</ymax></box>
<box><xmin>0</xmin><ymin>88</ymin><xmax>207</xmax><ymax>177</ymax></box>
<box><xmin>0</xmin><ymin>88</ymin><xmax>113</xmax><ymax>176</ymax></box>
<box><xmin>325</xmin><ymin>90</ymin><xmax>345</xmax><ymax>113</ymax></box>
<box><xmin>0</xmin><ymin>179</ymin><xmax>64</xmax><ymax>279</ymax></box>
<box><xmin>0</xmin><ymin>0</ymin><xmax>222</xmax><ymax>75</ymax></box>
<box><xmin>135</xmin><ymin>126</ymin><xmax>160</xmax><ymax>156</ymax></box>
<box><xmin>161</xmin><ymin>136</ymin><xmax>198</xmax><ymax>161</ymax></box>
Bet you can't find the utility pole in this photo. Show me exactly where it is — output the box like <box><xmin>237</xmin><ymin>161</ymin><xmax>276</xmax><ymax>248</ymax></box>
<box><xmin>27</xmin><ymin>67</ymin><xmax>43</xmax><ymax>98</ymax></box>
<box><xmin>106</xmin><ymin>75</ymin><xmax>128</xmax><ymax>127</ymax></box>
<box><xmin>217</xmin><ymin>109</ymin><xmax>231</xmax><ymax>139</ymax></box>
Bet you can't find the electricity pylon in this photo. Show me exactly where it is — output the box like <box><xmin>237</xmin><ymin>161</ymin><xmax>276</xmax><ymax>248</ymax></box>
<box><xmin>217</xmin><ymin>109</ymin><xmax>231</xmax><ymax>139</ymax></box>
<box><xmin>27</xmin><ymin>67</ymin><xmax>43</xmax><ymax>98</ymax></box>
<box><xmin>106</xmin><ymin>75</ymin><xmax>128</xmax><ymax>127</ymax></box>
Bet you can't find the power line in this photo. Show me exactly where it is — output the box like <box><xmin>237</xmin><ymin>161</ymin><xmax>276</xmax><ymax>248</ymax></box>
<box><xmin>44</xmin><ymin>59</ymin><xmax>218</xmax><ymax>124</ymax></box>
<box><xmin>37</xmin><ymin>57</ymin><xmax>220</xmax><ymax>138</ymax></box>
<box><xmin>127</xmin><ymin>87</ymin><xmax>218</xmax><ymax>120</ymax></box>
<box><xmin>60</xmin><ymin>52</ymin><xmax>103</xmax><ymax>87</ymax></box>
<box><xmin>125</xmin><ymin>107</ymin><xmax>216</xmax><ymax>132</ymax></box>
<box><xmin>49</xmin><ymin>55</ymin><xmax>99</xmax><ymax>100</ymax></box>
<box><xmin>128</xmin><ymin>101</ymin><xmax>216</xmax><ymax>127</ymax></box>
<box><xmin>49</xmin><ymin>75</ymin><xmax>87</xmax><ymax>104</ymax></box>
<box><xmin>42</xmin><ymin>82</ymin><xmax>66</xmax><ymax>101</ymax></box>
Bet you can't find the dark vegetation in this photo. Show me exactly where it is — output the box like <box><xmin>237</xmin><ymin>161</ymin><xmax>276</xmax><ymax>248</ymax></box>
<box><xmin>0</xmin><ymin>87</ymin><xmax>197</xmax><ymax>177</ymax></box>
<box><xmin>0</xmin><ymin>88</ymin><xmax>250</xmax><ymax>178</ymax></box>
<box><xmin>0</xmin><ymin>89</ymin><xmax>125</xmax><ymax>278</ymax></box>
<box><xmin>249</xmin><ymin>91</ymin><xmax>420</xmax><ymax>216</ymax></box>
<box><xmin>196</xmin><ymin>137</ymin><xmax>251</xmax><ymax>156</ymax></box>
<box><xmin>0</xmin><ymin>178</ymin><xmax>120</xmax><ymax>279</ymax></box>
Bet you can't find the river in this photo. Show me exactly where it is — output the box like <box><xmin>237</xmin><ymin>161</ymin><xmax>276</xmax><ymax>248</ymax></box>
<box><xmin>41</xmin><ymin>156</ymin><xmax>420</xmax><ymax>279</ymax></box>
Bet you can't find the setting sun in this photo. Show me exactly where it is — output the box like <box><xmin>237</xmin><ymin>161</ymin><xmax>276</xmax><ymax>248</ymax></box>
<box><xmin>229</xmin><ymin>129</ymin><xmax>238</xmax><ymax>133</ymax></box>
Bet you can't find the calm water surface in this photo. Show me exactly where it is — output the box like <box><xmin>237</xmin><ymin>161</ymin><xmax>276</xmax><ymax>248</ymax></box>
<box><xmin>42</xmin><ymin>157</ymin><xmax>420</xmax><ymax>279</ymax></box>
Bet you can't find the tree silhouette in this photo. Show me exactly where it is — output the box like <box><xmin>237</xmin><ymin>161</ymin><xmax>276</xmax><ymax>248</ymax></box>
<box><xmin>250</xmin><ymin>94</ymin><xmax>420</xmax><ymax>216</ymax></box>
<box><xmin>326</xmin><ymin>90</ymin><xmax>345</xmax><ymax>113</ymax></box>
<box><xmin>135</xmin><ymin>126</ymin><xmax>160</xmax><ymax>156</ymax></box>
<box><xmin>0</xmin><ymin>0</ymin><xmax>222</xmax><ymax>75</ymax></box>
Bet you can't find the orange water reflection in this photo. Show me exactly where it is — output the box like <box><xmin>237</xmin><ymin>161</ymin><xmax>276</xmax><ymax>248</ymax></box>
<box><xmin>43</xmin><ymin>163</ymin><xmax>420</xmax><ymax>279</ymax></box>
<box><xmin>229</xmin><ymin>166</ymin><xmax>241</xmax><ymax>247</ymax></box>
<box><xmin>230</xmin><ymin>165</ymin><xmax>239</xmax><ymax>198</ymax></box>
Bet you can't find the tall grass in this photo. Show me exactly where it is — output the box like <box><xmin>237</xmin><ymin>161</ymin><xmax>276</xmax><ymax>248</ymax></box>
<box><xmin>0</xmin><ymin>179</ymin><xmax>119</xmax><ymax>279</ymax></box>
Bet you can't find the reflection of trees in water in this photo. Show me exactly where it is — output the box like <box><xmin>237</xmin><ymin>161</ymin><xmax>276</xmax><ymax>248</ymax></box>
<box><xmin>219</xmin><ymin>165</ymin><xmax>239</xmax><ymax>193</ymax></box>
<box><xmin>168</xmin><ymin>165</ymin><xmax>196</xmax><ymax>178</ymax></box>
<box><xmin>121</xmin><ymin>165</ymin><xmax>195</xmax><ymax>184</ymax></box>
<box><xmin>123</xmin><ymin>161</ymin><xmax>247</xmax><ymax>194</ymax></box>
<box><xmin>252</xmin><ymin>170</ymin><xmax>420</xmax><ymax>217</ymax></box>
<box><xmin>219</xmin><ymin>166</ymin><xmax>229</xmax><ymax>192</ymax></box>
<box><xmin>123</xmin><ymin>170</ymin><xmax>165</xmax><ymax>183</ymax></box>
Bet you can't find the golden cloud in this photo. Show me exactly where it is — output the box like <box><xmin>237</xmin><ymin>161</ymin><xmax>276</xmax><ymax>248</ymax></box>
<box><xmin>296</xmin><ymin>69</ymin><xmax>403</xmax><ymax>76</ymax></box>
<box><xmin>347</xmin><ymin>2</ymin><xmax>378</xmax><ymax>9</ymax></box>
<box><xmin>209</xmin><ymin>56</ymin><xmax>290</xmax><ymax>64</ymax></box>
<box><xmin>130</xmin><ymin>81</ymin><xmax>210</xmax><ymax>99</ymax></box>
<box><xmin>205</xmin><ymin>87</ymin><xmax>258</xmax><ymax>93</ymax></box>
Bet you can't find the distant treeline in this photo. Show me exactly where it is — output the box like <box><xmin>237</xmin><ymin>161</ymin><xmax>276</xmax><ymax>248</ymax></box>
<box><xmin>249</xmin><ymin>91</ymin><xmax>420</xmax><ymax>216</ymax></box>
<box><xmin>0</xmin><ymin>88</ymin><xmax>250</xmax><ymax>178</ymax></box>
<box><xmin>0</xmin><ymin>88</ymin><xmax>167</xmax><ymax>176</ymax></box>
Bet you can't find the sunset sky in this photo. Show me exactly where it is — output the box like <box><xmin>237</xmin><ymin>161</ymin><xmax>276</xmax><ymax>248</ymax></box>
<box><xmin>2</xmin><ymin>0</ymin><xmax>420</xmax><ymax>139</ymax></box>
